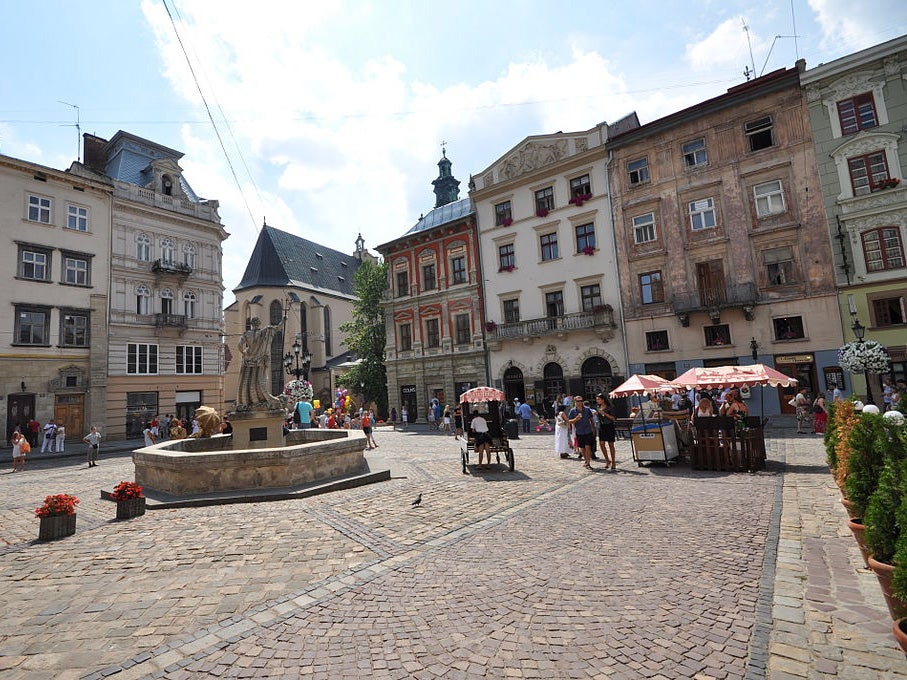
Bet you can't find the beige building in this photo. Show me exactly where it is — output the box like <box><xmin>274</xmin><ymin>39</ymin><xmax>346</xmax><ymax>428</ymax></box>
<box><xmin>80</xmin><ymin>132</ymin><xmax>228</xmax><ymax>438</ymax></box>
<box><xmin>607</xmin><ymin>63</ymin><xmax>840</xmax><ymax>416</ymax></box>
<box><xmin>0</xmin><ymin>153</ymin><xmax>112</xmax><ymax>442</ymax></box>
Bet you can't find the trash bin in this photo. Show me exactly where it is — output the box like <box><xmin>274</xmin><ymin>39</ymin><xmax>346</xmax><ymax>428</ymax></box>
<box><xmin>505</xmin><ymin>418</ymin><xmax>520</xmax><ymax>440</ymax></box>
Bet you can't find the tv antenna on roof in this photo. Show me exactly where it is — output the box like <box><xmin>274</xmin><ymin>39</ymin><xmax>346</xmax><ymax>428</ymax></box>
<box><xmin>58</xmin><ymin>101</ymin><xmax>81</xmax><ymax>162</ymax></box>
<box><xmin>742</xmin><ymin>19</ymin><xmax>756</xmax><ymax>81</ymax></box>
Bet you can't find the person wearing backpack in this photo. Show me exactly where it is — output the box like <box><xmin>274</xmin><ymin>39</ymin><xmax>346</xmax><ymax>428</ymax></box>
<box><xmin>40</xmin><ymin>420</ymin><xmax>57</xmax><ymax>453</ymax></box>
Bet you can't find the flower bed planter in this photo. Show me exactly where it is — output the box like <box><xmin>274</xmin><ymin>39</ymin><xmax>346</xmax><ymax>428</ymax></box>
<box><xmin>847</xmin><ymin>517</ymin><xmax>871</xmax><ymax>568</ymax></box>
<box><xmin>116</xmin><ymin>497</ymin><xmax>146</xmax><ymax>520</ymax></box>
<box><xmin>893</xmin><ymin>617</ymin><xmax>907</xmax><ymax>655</ymax></box>
<box><xmin>868</xmin><ymin>556</ymin><xmax>907</xmax><ymax>620</ymax></box>
<box><xmin>38</xmin><ymin>514</ymin><xmax>76</xmax><ymax>541</ymax></box>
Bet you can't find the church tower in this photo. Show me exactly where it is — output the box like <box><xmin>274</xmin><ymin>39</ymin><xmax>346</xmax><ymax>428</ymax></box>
<box><xmin>431</xmin><ymin>147</ymin><xmax>461</xmax><ymax>208</ymax></box>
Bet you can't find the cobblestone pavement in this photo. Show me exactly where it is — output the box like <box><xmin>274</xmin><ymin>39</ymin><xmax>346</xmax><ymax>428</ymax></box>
<box><xmin>0</xmin><ymin>425</ymin><xmax>903</xmax><ymax>679</ymax></box>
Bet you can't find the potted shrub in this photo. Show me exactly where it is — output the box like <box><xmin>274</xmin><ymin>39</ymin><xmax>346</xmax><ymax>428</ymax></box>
<box><xmin>828</xmin><ymin>400</ymin><xmax>860</xmax><ymax>496</ymax></box>
<box><xmin>865</xmin><ymin>456</ymin><xmax>907</xmax><ymax>620</ymax></box>
<box><xmin>844</xmin><ymin>414</ymin><xmax>888</xmax><ymax>517</ymax></box>
<box><xmin>35</xmin><ymin>493</ymin><xmax>79</xmax><ymax>540</ymax></box>
<box><xmin>112</xmin><ymin>481</ymin><xmax>146</xmax><ymax>520</ymax></box>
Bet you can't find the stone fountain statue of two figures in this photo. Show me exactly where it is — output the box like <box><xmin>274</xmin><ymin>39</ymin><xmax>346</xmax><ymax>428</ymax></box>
<box><xmin>236</xmin><ymin>317</ymin><xmax>284</xmax><ymax>411</ymax></box>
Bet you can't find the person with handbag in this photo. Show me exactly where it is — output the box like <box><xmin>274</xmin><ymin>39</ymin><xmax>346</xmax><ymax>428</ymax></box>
<box><xmin>83</xmin><ymin>425</ymin><xmax>102</xmax><ymax>468</ymax></box>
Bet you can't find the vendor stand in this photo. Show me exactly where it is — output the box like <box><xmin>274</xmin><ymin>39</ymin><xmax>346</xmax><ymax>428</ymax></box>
<box><xmin>673</xmin><ymin>364</ymin><xmax>798</xmax><ymax>472</ymax></box>
<box><xmin>609</xmin><ymin>374</ymin><xmax>681</xmax><ymax>467</ymax></box>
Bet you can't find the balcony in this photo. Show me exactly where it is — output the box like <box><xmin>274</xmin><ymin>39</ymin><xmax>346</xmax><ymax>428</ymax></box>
<box><xmin>671</xmin><ymin>282</ymin><xmax>758</xmax><ymax>325</ymax></box>
<box><xmin>487</xmin><ymin>308</ymin><xmax>616</xmax><ymax>345</ymax></box>
<box><xmin>154</xmin><ymin>313</ymin><xmax>188</xmax><ymax>330</ymax></box>
<box><xmin>152</xmin><ymin>259</ymin><xmax>192</xmax><ymax>278</ymax></box>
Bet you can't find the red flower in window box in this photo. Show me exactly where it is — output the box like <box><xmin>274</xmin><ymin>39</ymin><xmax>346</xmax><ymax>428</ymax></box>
<box><xmin>535</xmin><ymin>207</ymin><xmax>549</xmax><ymax>218</ymax></box>
<box><xmin>501</xmin><ymin>217</ymin><xmax>513</xmax><ymax>226</ymax></box>
<box><xmin>498</xmin><ymin>264</ymin><xmax>515</xmax><ymax>272</ymax></box>
<box><xmin>582</xmin><ymin>245</ymin><xmax>595</xmax><ymax>256</ymax></box>
<box><xmin>872</xmin><ymin>177</ymin><xmax>901</xmax><ymax>190</ymax></box>
<box><xmin>485</xmin><ymin>321</ymin><xmax>497</xmax><ymax>332</ymax></box>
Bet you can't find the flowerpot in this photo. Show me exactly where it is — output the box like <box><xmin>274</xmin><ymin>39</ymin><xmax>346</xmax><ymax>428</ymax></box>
<box><xmin>868</xmin><ymin>556</ymin><xmax>907</xmax><ymax>620</ymax></box>
<box><xmin>847</xmin><ymin>518</ymin><xmax>871</xmax><ymax>568</ymax></box>
<box><xmin>842</xmin><ymin>498</ymin><xmax>858</xmax><ymax>519</ymax></box>
<box><xmin>116</xmin><ymin>497</ymin><xmax>146</xmax><ymax>520</ymax></box>
<box><xmin>38</xmin><ymin>514</ymin><xmax>76</xmax><ymax>541</ymax></box>
<box><xmin>893</xmin><ymin>618</ymin><xmax>907</xmax><ymax>655</ymax></box>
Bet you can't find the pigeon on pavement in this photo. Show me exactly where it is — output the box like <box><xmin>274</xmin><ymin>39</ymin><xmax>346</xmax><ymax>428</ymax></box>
<box><xmin>411</xmin><ymin>493</ymin><xmax>422</xmax><ymax>507</ymax></box>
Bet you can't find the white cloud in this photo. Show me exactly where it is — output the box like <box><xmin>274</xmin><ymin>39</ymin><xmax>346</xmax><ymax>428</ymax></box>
<box><xmin>807</xmin><ymin>0</ymin><xmax>896</xmax><ymax>52</ymax></box>
<box><xmin>685</xmin><ymin>16</ymin><xmax>768</xmax><ymax>73</ymax></box>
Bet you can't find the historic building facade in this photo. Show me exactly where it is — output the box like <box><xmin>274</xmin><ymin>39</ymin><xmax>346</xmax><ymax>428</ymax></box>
<box><xmin>0</xmin><ymin>153</ymin><xmax>112</xmax><ymax>441</ymax></box>
<box><xmin>802</xmin><ymin>35</ymin><xmax>907</xmax><ymax>399</ymax></box>
<box><xmin>224</xmin><ymin>225</ymin><xmax>365</xmax><ymax>413</ymax></box>
<box><xmin>470</xmin><ymin>121</ymin><xmax>633</xmax><ymax>415</ymax></box>
<box><xmin>377</xmin><ymin>152</ymin><xmax>486</xmax><ymax>422</ymax></box>
<box><xmin>607</xmin><ymin>63</ymin><xmax>840</xmax><ymax>417</ymax></box>
<box><xmin>80</xmin><ymin>131</ymin><xmax>229</xmax><ymax>438</ymax></box>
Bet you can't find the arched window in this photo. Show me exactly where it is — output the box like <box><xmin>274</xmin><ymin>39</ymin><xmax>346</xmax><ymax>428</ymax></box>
<box><xmin>269</xmin><ymin>300</ymin><xmax>283</xmax><ymax>325</ymax></box>
<box><xmin>135</xmin><ymin>284</ymin><xmax>151</xmax><ymax>315</ymax></box>
<box><xmin>162</xmin><ymin>174</ymin><xmax>173</xmax><ymax>195</ymax></box>
<box><xmin>323</xmin><ymin>307</ymin><xmax>332</xmax><ymax>356</ymax></box>
<box><xmin>503</xmin><ymin>366</ymin><xmax>525</xmax><ymax>404</ymax></box>
<box><xmin>581</xmin><ymin>356</ymin><xmax>614</xmax><ymax>401</ymax></box>
<box><xmin>300</xmin><ymin>302</ymin><xmax>309</xmax><ymax>352</ymax></box>
<box><xmin>543</xmin><ymin>363</ymin><xmax>565</xmax><ymax>416</ymax></box>
<box><xmin>161</xmin><ymin>238</ymin><xmax>175</xmax><ymax>264</ymax></box>
<box><xmin>269</xmin><ymin>299</ymin><xmax>285</xmax><ymax>395</ymax></box>
<box><xmin>160</xmin><ymin>288</ymin><xmax>174</xmax><ymax>315</ymax></box>
<box><xmin>136</xmin><ymin>233</ymin><xmax>151</xmax><ymax>262</ymax></box>
<box><xmin>183</xmin><ymin>291</ymin><xmax>197</xmax><ymax>318</ymax></box>
<box><xmin>183</xmin><ymin>244</ymin><xmax>197</xmax><ymax>269</ymax></box>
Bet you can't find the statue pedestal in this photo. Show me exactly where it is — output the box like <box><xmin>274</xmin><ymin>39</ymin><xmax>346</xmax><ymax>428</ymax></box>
<box><xmin>227</xmin><ymin>409</ymin><xmax>286</xmax><ymax>449</ymax></box>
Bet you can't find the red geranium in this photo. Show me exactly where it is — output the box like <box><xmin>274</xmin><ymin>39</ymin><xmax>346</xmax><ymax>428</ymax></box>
<box><xmin>35</xmin><ymin>493</ymin><xmax>80</xmax><ymax>518</ymax></box>
<box><xmin>111</xmin><ymin>481</ymin><xmax>144</xmax><ymax>501</ymax></box>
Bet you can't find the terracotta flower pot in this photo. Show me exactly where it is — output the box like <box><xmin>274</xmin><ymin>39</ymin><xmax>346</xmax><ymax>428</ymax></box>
<box><xmin>847</xmin><ymin>518</ymin><xmax>871</xmax><ymax>568</ymax></box>
<box><xmin>893</xmin><ymin>618</ymin><xmax>907</xmax><ymax>655</ymax></box>
<box><xmin>841</xmin><ymin>498</ymin><xmax>858</xmax><ymax>518</ymax></box>
<box><xmin>868</xmin><ymin>556</ymin><xmax>907</xmax><ymax>620</ymax></box>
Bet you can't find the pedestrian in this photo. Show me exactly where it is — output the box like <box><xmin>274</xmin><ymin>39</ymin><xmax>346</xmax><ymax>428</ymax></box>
<box><xmin>792</xmin><ymin>388</ymin><xmax>810</xmax><ymax>434</ymax></box>
<box><xmin>150</xmin><ymin>414</ymin><xmax>160</xmax><ymax>437</ymax></box>
<box><xmin>362</xmin><ymin>410</ymin><xmax>378</xmax><ymax>449</ymax></box>
<box><xmin>83</xmin><ymin>425</ymin><xmax>102</xmax><ymax>467</ymax></box>
<box><xmin>27</xmin><ymin>418</ymin><xmax>40</xmax><ymax>448</ymax></box>
<box><xmin>143</xmin><ymin>422</ymin><xmax>157</xmax><ymax>446</ymax></box>
<box><xmin>401</xmin><ymin>405</ymin><xmax>408</xmax><ymax>430</ymax></box>
<box><xmin>11</xmin><ymin>431</ymin><xmax>26</xmax><ymax>472</ymax></box>
<box><xmin>295</xmin><ymin>397</ymin><xmax>314</xmax><ymax>428</ymax></box>
<box><xmin>159</xmin><ymin>414</ymin><xmax>171</xmax><ymax>441</ymax></box>
<box><xmin>221</xmin><ymin>417</ymin><xmax>233</xmax><ymax>434</ymax></box>
<box><xmin>471</xmin><ymin>409</ymin><xmax>492</xmax><ymax>469</ymax></box>
<box><xmin>517</xmin><ymin>400</ymin><xmax>533</xmax><ymax>433</ymax></box>
<box><xmin>554</xmin><ymin>405</ymin><xmax>571</xmax><ymax>459</ymax></box>
<box><xmin>453</xmin><ymin>406</ymin><xmax>464</xmax><ymax>439</ymax></box>
<box><xmin>190</xmin><ymin>418</ymin><xmax>200</xmax><ymax>436</ymax></box>
<box><xmin>441</xmin><ymin>406</ymin><xmax>452</xmax><ymax>434</ymax></box>
<box><xmin>568</xmin><ymin>395</ymin><xmax>597</xmax><ymax>470</ymax></box>
<box><xmin>427</xmin><ymin>405</ymin><xmax>436</xmax><ymax>430</ymax></box>
<box><xmin>54</xmin><ymin>423</ymin><xmax>66</xmax><ymax>452</ymax></box>
<box><xmin>41</xmin><ymin>419</ymin><xmax>57</xmax><ymax>453</ymax></box>
<box><xmin>595</xmin><ymin>394</ymin><xmax>617</xmax><ymax>470</ymax></box>
<box><xmin>390</xmin><ymin>407</ymin><xmax>397</xmax><ymax>429</ymax></box>
<box><xmin>813</xmin><ymin>393</ymin><xmax>828</xmax><ymax>434</ymax></box>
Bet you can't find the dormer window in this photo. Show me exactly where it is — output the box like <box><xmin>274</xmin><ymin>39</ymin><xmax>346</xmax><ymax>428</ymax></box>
<box><xmin>162</xmin><ymin>174</ymin><xmax>174</xmax><ymax>195</ymax></box>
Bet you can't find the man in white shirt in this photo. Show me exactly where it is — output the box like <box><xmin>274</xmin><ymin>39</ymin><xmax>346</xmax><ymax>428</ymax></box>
<box><xmin>41</xmin><ymin>420</ymin><xmax>57</xmax><ymax>453</ymax></box>
<box><xmin>471</xmin><ymin>410</ymin><xmax>492</xmax><ymax>469</ymax></box>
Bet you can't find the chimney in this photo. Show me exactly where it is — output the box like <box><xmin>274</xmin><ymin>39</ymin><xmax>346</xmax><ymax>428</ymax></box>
<box><xmin>82</xmin><ymin>133</ymin><xmax>108</xmax><ymax>173</ymax></box>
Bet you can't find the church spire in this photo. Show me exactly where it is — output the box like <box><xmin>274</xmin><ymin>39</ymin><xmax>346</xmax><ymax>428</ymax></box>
<box><xmin>431</xmin><ymin>142</ymin><xmax>460</xmax><ymax>208</ymax></box>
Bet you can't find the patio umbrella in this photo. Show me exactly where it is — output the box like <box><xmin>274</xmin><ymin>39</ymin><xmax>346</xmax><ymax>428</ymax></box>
<box><xmin>672</xmin><ymin>364</ymin><xmax>797</xmax><ymax>389</ymax></box>
<box><xmin>459</xmin><ymin>386</ymin><xmax>506</xmax><ymax>404</ymax></box>
<box><xmin>609</xmin><ymin>374</ymin><xmax>678</xmax><ymax>424</ymax></box>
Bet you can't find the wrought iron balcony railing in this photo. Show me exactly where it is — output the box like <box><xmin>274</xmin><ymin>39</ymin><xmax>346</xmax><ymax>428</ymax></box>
<box><xmin>487</xmin><ymin>308</ymin><xmax>615</xmax><ymax>341</ymax></box>
<box><xmin>671</xmin><ymin>282</ymin><xmax>758</xmax><ymax>314</ymax></box>
<box><xmin>154</xmin><ymin>313</ymin><xmax>188</xmax><ymax>329</ymax></box>
<box><xmin>152</xmin><ymin>259</ymin><xmax>193</xmax><ymax>276</ymax></box>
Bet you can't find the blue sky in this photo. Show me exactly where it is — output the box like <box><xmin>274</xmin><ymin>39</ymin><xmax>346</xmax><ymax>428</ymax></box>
<box><xmin>1</xmin><ymin>1</ymin><xmax>905</xmax><ymax>303</ymax></box>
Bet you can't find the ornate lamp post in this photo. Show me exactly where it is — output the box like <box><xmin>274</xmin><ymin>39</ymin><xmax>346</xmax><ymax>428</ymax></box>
<box><xmin>851</xmin><ymin>317</ymin><xmax>874</xmax><ymax>405</ymax></box>
<box><xmin>750</xmin><ymin>337</ymin><xmax>763</xmax><ymax>421</ymax></box>
<box><xmin>283</xmin><ymin>338</ymin><xmax>312</xmax><ymax>381</ymax></box>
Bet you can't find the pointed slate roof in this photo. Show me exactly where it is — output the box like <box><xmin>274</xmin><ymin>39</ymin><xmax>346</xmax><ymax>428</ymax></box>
<box><xmin>235</xmin><ymin>225</ymin><xmax>361</xmax><ymax>297</ymax></box>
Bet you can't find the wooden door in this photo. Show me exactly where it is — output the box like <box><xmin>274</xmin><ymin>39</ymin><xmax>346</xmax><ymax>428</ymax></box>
<box><xmin>696</xmin><ymin>260</ymin><xmax>726</xmax><ymax>307</ymax></box>
<box><xmin>54</xmin><ymin>394</ymin><xmax>84</xmax><ymax>439</ymax></box>
<box><xmin>7</xmin><ymin>394</ymin><xmax>34</xmax><ymax>442</ymax></box>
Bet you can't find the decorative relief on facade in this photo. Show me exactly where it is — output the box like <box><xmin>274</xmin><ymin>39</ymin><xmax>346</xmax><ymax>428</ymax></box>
<box><xmin>535</xmin><ymin>353</ymin><xmax>567</xmax><ymax>375</ymax></box>
<box><xmin>575</xmin><ymin>138</ymin><xmax>588</xmax><ymax>153</ymax></box>
<box><xmin>499</xmin><ymin>359</ymin><xmax>529</xmax><ymax>379</ymax></box>
<box><xmin>883</xmin><ymin>55</ymin><xmax>903</xmax><ymax>78</ymax></box>
<box><xmin>498</xmin><ymin>140</ymin><xmax>569</xmax><ymax>181</ymax></box>
<box><xmin>483</xmin><ymin>172</ymin><xmax>494</xmax><ymax>188</ymax></box>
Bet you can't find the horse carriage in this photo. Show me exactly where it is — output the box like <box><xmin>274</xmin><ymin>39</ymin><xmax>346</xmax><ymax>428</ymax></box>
<box><xmin>458</xmin><ymin>387</ymin><xmax>515</xmax><ymax>474</ymax></box>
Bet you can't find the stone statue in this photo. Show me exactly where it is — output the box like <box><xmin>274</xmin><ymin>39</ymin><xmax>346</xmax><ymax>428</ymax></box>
<box><xmin>237</xmin><ymin>317</ymin><xmax>282</xmax><ymax>410</ymax></box>
<box><xmin>189</xmin><ymin>406</ymin><xmax>222</xmax><ymax>438</ymax></box>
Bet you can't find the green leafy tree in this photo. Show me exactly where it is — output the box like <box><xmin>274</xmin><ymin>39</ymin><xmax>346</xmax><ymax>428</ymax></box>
<box><xmin>339</xmin><ymin>258</ymin><xmax>389</xmax><ymax>417</ymax></box>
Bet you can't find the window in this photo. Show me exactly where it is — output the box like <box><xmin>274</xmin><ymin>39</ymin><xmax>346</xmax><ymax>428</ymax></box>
<box><xmin>765</xmin><ymin>247</ymin><xmax>797</xmax><ymax>286</ymax></box>
<box><xmin>773</xmin><ymin>316</ymin><xmax>805</xmax><ymax>340</ymax></box>
<box><xmin>570</xmin><ymin>174</ymin><xmax>591</xmax><ymax>198</ymax></box>
<box><xmin>136</xmin><ymin>284</ymin><xmax>151</xmax><ymax>315</ymax></box>
<box><xmin>451</xmin><ymin>256</ymin><xmax>467</xmax><ymax>284</ymax></box>
<box><xmin>161</xmin><ymin>238</ymin><xmax>175</xmax><ymax>264</ymax></box>
<box><xmin>754</xmin><ymin>180</ymin><xmax>785</xmax><ymax>217</ymax></box>
<box><xmin>745</xmin><ymin>116</ymin><xmax>774</xmax><ymax>151</ymax></box>
<box><xmin>19</xmin><ymin>247</ymin><xmax>50</xmax><ymax>280</ymax></box>
<box><xmin>838</xmin><ymin>93</ymin><xmax>878</xmax><ymax>135</ymax></box>
<box><xmin>863</xmin><ymin>227</ymin><xmax>905</xmax><ymax>272</ymax></box>
<box><xmin>160</xmin><ymin>289</ymin><xmax>174</xmax><ymax>315</ymax></box>
<box><xmin>628</xmin><ymin>157</ymin><xmax>649</xmax><ymax>185</ymax></box>
<box><xmin>872</xmin><ymin>296</ymin><xmax>906</xmax><ymax>327</ymax></box>
<box><xmin>399</xmin><ymin>323</ymin><xmax>412</xmax><ymax>351</ymax></box>
<box><xmin>503</xmin><ymin>299</ymin><xmax>520</xmax><ymax>324</ymax></box>
<box><xmin>540</xmin><ymin>233</ymin><xmax>559</xmax><ymax>261</ymax></box>
<box><xmin>646</xmin><ymin>330</ymin><xmax>669</xmax><ymax>351</ymax></box>
<box><xmin>545</xmin><ymin>291</ymin><xmax>564</xmax><ymax>322</ymax></box>
<box><xmin>425</xmin><ymin>318</ymin><xmax>440</xmax><ymax>348</ymax></box>
<box><xmin>162</xmin><ymin>174</ymin><xmax>174</xmax><ymax>195</ymax></box>
<box><xmin>422</xmin><ymin>263</ymin><xmax>436</xmax><ymax>290</ymax></box>
<box><xmin>128</xmin><ymin>343</ymin><xmax>159</xmax><ymax>374</ymax></box>
<box><xmin>639</xmin><ymin>271</ymin><xmax>664</xmax><ymax>304</ymax></box>
<box><xmin>176</xmin><ymin>345</ymin><xmax>203</xmax><ymax>374</ymax></box>
<box><xmin>14</xmin><ymin>305</ymin><xmax>49</xmax><ymax>345</ymax></box>
<box><xmin>63</xmin><ymin>256</ymin><xmax>88</xmax><ymax>285</ymax></box>
<box><xmin>535</xmin><ymin>186</ymin><xmax>554</xmax><ymax>213</ymax></box>
<box><xmin>184</xmin><ymin>291</ymin><xmax>197</xmax><ymax>318</ymax></box>
<box><xmin>27</xmin><ymin>194</ymin><xmax>51</xmax><ymax>223</ymax></box>
<box><xmin>689</xmin><ymin>198</ymin><xmax>716</xmax><ymax>231</ymax></box>
<box><xmin>575</xmin><ymin>223</ymin><xmax>595</xmax><ymax>252</ymax></box>
<box><xmin>580</xmin><ymin>284</ymin><xmax>602</xmax><ymax>311</ymax></box>
<box><xmin>455</xmin><ymin>314</ymin><xmax>471</xmax><ymax>345</ymax></box>
<box><xmin>848</xmin><ymin>152</ymin><xmax>889</xmax><ymax>196</ymax></box>
<box><xmin>704</xmin><ymin>324</ymin><xmax>731</xmax><ymax>347</ymax></box>
<box><xmin>183</xmin><ymin>244</ymin><xmax>196</xmax><ymax>269</ymax></box>
<box><xmin>61</xmin><ymin>310</ymin><xmax>89</xmax><ymax>347</ymax></box>
<box><xmin>323</xmin><ymin>307</ymin><xmax>332</xmax><ymax>356</ymax></box>
<box><xmin>494</xmin><ymin>201</ymin><xmax>512</xmax><ymax>226</ymax></box>
<box><xmin>632</xmin><ymin>213</ymin><xmax>656</xmax><ymax>244</ymax></box>
<box><xmin>395</xmin><ymin>269</ymin><xmax>409</xmax><ymax>297</ymax></box>
<box><xmin>682</xmin><ymin>138</ymin><xmax>708</xmax><ymax>167</ymax></box>
<box><xmin>64</xmin><ymin>204</ymin><xmax>89</xmax><ymax>231</ymax></box>
<box><xmin>136</xmin><ymin>233</ymin><xmax>151</xmax><ymax>262</ymax></box>
<box><xmin>498</xmin><ymin>243</ymin><xmax>515</xmax><ymax>270</ymax></box>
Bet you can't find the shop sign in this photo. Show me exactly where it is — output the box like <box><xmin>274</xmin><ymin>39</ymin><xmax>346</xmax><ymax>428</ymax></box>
<box><xmin>775</xmin><ymin>354</ymin><xmax>814</xmax><ymax>364</ymax></box>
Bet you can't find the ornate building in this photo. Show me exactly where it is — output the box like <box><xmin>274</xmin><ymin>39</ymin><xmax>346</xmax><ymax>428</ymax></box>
<box><xmin>802</xmin><ymin>35</ymin><xmax>907</xmax><ymax>398</ymax></box>
<box><xmin>377</xmin><ymin>152</ymin><xmax>485</xmax><ymax>421</ymax></box>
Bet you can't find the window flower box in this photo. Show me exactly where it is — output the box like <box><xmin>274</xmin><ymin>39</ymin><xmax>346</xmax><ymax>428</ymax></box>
<box><xmin>501</xmin><ymin>217</ymin><xmax>513</xmax><ymax>227</ymax></box>
<box><xmin>569</xmin><ymin>193</ymin><xmax>593</xmax><ymax>207</ymax></box>
<box><xmin>872</xmin><ymin>178</ymin><xmax>901</xmax><ymax>191</ymax></box>
<box><xmin>498</xmin><ymin>264</ymin><xmax>515</xmax><ymax>272</ymax></box>
<box><xmin>485</xmin><ymin>321</ymin><xmax>497</xmax><ymax>332</ymax></box>
<box><xmin>535</xmin><ymin>207</ymin><xmax>549</xmax><ymax>218</ymax></box>
<box><xmin>582</xmin><ymin>245</ymin><xmax>595</xmax><ymax>256</ymax></box>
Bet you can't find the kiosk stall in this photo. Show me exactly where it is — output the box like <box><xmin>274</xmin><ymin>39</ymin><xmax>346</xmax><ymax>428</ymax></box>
<box><xmin>609</xmin><ymin>374</ymin><xmax>681</xmax><ymax>467</ymax></box>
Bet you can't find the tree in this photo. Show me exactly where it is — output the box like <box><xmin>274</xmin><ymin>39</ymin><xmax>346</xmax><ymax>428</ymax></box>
<box><xmin>339</xmin><ymin>258</ymin><xmax>388</xmax><ymax>417</ymax></box>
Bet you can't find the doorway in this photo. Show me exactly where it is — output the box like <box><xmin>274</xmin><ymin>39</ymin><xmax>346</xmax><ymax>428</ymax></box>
<box><xmin>776</xmin><ymin>356</ymin><xmax>817</xmax><ymax>414</ymax></box>
<box><xmin>7</xmin><ymin>393</ymin><xmax>34</xmax><ymax>443</ymax></box>
<box><xmin>54</xmin><ymin>394</ymin><xmax>85</xmax><ymax>440</ymax></box>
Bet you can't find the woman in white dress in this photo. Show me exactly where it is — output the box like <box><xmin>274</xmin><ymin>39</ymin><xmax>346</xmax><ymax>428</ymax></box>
<box><xmin>554</xmin><ymin>405</ymin><xmax>572</xmax><ymax>459</ymax></box>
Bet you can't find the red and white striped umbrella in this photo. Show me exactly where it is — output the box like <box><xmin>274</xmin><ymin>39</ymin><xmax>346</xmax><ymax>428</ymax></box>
<box><xmin>673</xmin><ymin>364</ymin><xmax>798</xmax><ymax>389</ymax></box>
<box><xmin>609</xmin><ymin>374</ymin><xmax>679</xmax><ymax>398</ymax></box>
<box><xmin>459</xmin><ymin>386</ymin><xmax>506</xmax><ymax>404</ymax></box>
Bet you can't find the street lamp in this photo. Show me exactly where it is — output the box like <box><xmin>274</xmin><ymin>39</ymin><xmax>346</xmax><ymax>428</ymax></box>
<box><xmin>283</xmin><ymin>338</ymin><xmax>312</xmax><ymax>381</ymax></box>
<box><xmin>851</xmin><ymin>317</ymin><xmax>875</xmax><ymax>405</ymax></box>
